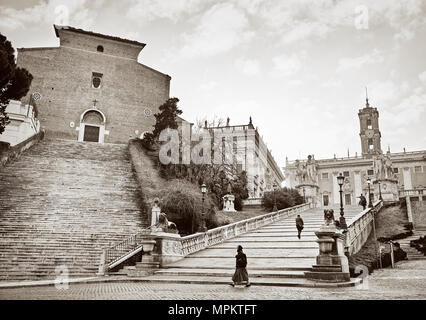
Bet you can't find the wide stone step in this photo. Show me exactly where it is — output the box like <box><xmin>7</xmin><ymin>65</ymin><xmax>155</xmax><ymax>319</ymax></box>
<box><xmin>0</xmin><ymin>138</ymin><xmax>148</xmax><ymax>280</ymax></box>
<box><xmin>136</xmin><ymin>274</ymin><xmax>360</xmax><ymax>288</ymax></box>
<box><xmin>189</xmin><ymin>248</ymin><xmax>318</xmax><ymax>257</ymax></box>
<box><xmin>153</xmin><ymin>268</ymin><xmax>307</xmax><ymax>279</ymax></box>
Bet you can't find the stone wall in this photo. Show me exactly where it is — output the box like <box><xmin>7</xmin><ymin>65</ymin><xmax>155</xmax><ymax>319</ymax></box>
<box><xmin>0</xmin><ymin>130</ymin><xmax>44</xmax><ymax>167</ymax></box>
<box><xmin>17</xmin><ymin>29</ymin><xmax>170</xmax><ymax>144</ymax></box>
<box><xmin>412</xmin><ymin>199</ymin><xmax>426</xmax><ymax>228</ymax></box>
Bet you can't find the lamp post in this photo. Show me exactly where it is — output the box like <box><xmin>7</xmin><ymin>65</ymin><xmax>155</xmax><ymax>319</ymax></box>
<box><xmin>337</xmin><ymin>173</ymin><xmax>347</xmax><ymax>229</ymax></box>
<box><xmin>199</xmin><ymin>183</ymin><xmax>207</xmax><ymax>232</ymax></box>
<box><xmin>272</xmin><ymin>183</ymin><xmax>278</xmax><ymax>212</ymax></box>
<box><xmin>302</xmin><ymin>188</ymin><xmax>306</xmax><ymax>204</ymax></box>
<box><xmin>378</xmin><ymin>180</ymin><xmax>383</xmax><ymax>201</ymax></box>
<box><xmin>367</xmin><ymin>177</ymin><xmax>373</xmax><ymax>208</ymax></box>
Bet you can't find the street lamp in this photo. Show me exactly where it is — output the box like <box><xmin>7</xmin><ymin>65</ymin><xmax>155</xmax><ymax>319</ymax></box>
<box><xmin>367</xmin><ymin>177</ymin><xmax>373</xmax><ymax>208</ymax></box>
<box><xmin>272</xmin><ymin>183</ymin><xmax>278</xmax><ymax>212</ymax></box>
<box><xmin>302</xmin><ymin>187</ymin><xmax>306</xmax><ymax>204</ymax></box>
<box><xmin>378</xmin><ymin>180</ymin><xmax>383</xmax><ymax>201</ymax></box>
<box><xmin>337</xmin><ymin>173</ymin><xmax>347</xmax><ymax>229</ymax></box>
<box><xmin>199</xmin><ymin>183</ymin><xmax>207</xmax><ymax>232</ymax></box>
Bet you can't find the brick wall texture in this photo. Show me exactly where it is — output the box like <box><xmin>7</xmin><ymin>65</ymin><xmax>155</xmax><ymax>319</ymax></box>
<box><xmin>17</xmin><ymin>27</ymin><xmax>170</xmax><ymax>144</ymax></box>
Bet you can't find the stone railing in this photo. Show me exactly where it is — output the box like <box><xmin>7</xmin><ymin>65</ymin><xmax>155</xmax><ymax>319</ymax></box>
<box><xmin>242</xmin><ymin>198</ymin><xmax>263</xmax><ymax>206</ymax></box>
<box><xmin>0</xmin><ymin>130</ymin><xmax>45</xmax><ymax>168</ymax></box>
<box><xmin>344</xmin><ymin>200</ymin><xmax>383</xmax><ymax>256</ymax></box>
<box><xmin>181</xmin><ymin>203</ymin><xmax>311</xmax><ymax>256</ymax></box>
<box><xmin>399</xmin><ymin>189</ymin><xmax>425</xmax><ymax>198</ymax></box>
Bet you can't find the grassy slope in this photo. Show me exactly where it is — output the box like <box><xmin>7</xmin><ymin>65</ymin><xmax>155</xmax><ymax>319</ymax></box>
<box><xmin>128</xmin><ymin>139</ymin><xmax>267</xmax><ymax>229</ymax></box>
<box><xmin>348</xmin><ymin>204</ymin><xmax>410</xmax><ymax>273</ymax></box>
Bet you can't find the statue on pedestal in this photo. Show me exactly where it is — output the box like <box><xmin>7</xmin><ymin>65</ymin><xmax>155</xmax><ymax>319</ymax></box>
<box><xmin>384</xmin><ymin>154</ymin><xmax>394</xmax><ymax>179</ymax></box>
<box><xmin>295</xmin><ymin>155</ymin><xmax>318</xmax><ymax>185</ymax></box>
<box><xmin>306</xmin><ymin>155</ymin><xmax>318</xmax><ymax>184</ymax></box>
<box><xmin>150</xmin><ymin>198</ymin><xmax>179</xmax><ymax>234</ymax></box>
<box><xmin>373</xmin><ymin>151</ymin><xmax>395</xmax><ymax>180</ymax></box>
<box><xmin>222</xmin><ymin>182</ymin><xmax>236</xmax><ymax>212</ymax></box>
<box><xmin>151</xmin><ymin>198</ymin><xmax>161</xmax><ymax>227</ymax></box>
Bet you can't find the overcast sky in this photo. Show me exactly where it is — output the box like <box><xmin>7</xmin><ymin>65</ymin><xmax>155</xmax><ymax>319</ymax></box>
<box><xmin>1</xmin><ymin>0</ymin><xmax>425</xmax><ymax>164</ymax></box>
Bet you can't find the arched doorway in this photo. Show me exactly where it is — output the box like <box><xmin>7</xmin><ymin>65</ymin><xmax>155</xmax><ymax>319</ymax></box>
<box><xmin>78</xmin><ymin>108</ymin><xmax>107</xmax><ymax>143</ymax></box>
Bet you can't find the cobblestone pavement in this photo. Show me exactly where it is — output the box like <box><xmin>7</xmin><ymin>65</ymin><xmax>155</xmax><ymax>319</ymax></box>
<box><xmin>0</xmin><ymin>260</ymin><xmax>425</xmax><ymax>300</ymax></box>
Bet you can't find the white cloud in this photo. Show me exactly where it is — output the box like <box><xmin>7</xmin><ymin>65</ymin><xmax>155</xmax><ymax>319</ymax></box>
<box><xmin>178</xmin><ymin>3</ymin><xmax>253</xmax><ymax>59</ymax></box>
<box><xmin>235</xmin><ymin>58</ymin><xmax>260</xmax><ymax>75</ymax></box>
<box><xmin>322</xmin><ymin>79</ymin><xmax>343</xmax><ymax>88</ymax></box>
<box><xmin>0</xmin><ymin>0</ymin><xmax>101</xmax><ymax>31</ymax></box>
<box><xmin>199</xmin><ymin>81</ymin><xmax>218</xmax><ymax>92</ymax></box>
<box><xmin>419</xmin><ymin>71</ymin><xmax>426</xmax><ymax>84</ymax></box>
<box><xmin>337</xmin><ymin>49</ymin><xmax>384</xmax><ymax>72</ymax></box>
<box><xmin>125</xmin><ymin>0</ymin><xmax>205</xmax><ymax>24</ymax></box>
<box><xmin>271</xmin><ymin>54</ymin><xmax>302</xmax><ymax>77</ymax></box>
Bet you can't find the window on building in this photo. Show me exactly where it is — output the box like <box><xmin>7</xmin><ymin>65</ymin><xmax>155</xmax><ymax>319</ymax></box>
<box><xmin>414</xmin><ymin>166</ymin><xmax>422</xmax><ymax>173</ymax></box>
<box><xmin>343</xmin><ymin>171</ymin><xmax>350</xmax><ymax>177</ymax></box>
<box><xmin>97</xmin><ymin>45</ymin><xmax>104</xmax><ymax>52</ymax></box>
<box><xmin>368</xmin><ymin>138</ymin><xmax>373</xmax><ymax>150</ymax></box>
<box><xmin>92</xmin><ymin>72</ymin><xmax>103</xmax><ymax>89</ymax></box>
<box><xmin>367</xmin><ymin>169</ymin><xmax>374</xmax><ymax>176</ymax></box>
<box><xmin>323</xmin><ymin>194</ymin><xmax>329</xmax><ymax>206</ymax></box>
<box><xmin>367</xmin><ymin>119</ymin><xmax>372</xmax><ymax>129</ymax></box>
<box><xmin>322</xmin><ymin>172</ymin><xmax>329</xmax><ymax>179</ymax></box>
<box><xmin>345</xmin><ymin>194</ymin><xmax>352</xmax><ymax>205</ymax></box>
<box><xmin>393</xmin><ymin>168</ymin><xmax>399</xmax><ymax>173</ymax></box>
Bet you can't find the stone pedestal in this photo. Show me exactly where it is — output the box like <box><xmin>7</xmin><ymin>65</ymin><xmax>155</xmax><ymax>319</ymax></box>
<box><xmin>296</xmin><ymin>184</ymin><xmax>320</xmax><ymax>208</ymax></box>
<box><xmin>222</xmin><ymin>194</ymin><xmax>236</xmax><ymax>212</ymax></box>
<box><xmin>305</xmin><ymin>223</ymin><xmax>350</xmax><ymax>282</ymax></box>
<box><xmin>373</xmin><ymin>179</ymin><xmax>398</xmax><ymax>202</ymax></box>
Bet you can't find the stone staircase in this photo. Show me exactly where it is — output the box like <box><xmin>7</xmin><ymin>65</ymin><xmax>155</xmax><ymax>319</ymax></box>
<box><xmin>129</xmin><ymin>205</ymin><xmax>363</xmax><ymax>287</ymax></box>
<box><xmin>398</xmin><ymin>230</ymin><xmax>426</xmax><ymax>260</ymax></box>
<box><xmin>0</xmin><ymin>138</ymin><xmax>148</xmax><ymax>281</ymax></box>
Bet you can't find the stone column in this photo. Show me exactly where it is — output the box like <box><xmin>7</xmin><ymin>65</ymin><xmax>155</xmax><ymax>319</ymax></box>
<box><xmin>403</xmin><ymin>167</ymin><xmax>412</xmax><ymax>190</ymax></box>
<box><xmin>354</xmin><ymin>171</ymin><xmax>362</xmax><ymax>199</ymax></box>
<box><xmin>406</xmin><ymin>195</ymin><xmax>414</xmax><ymax>230</ymax></box>
<box><xmin>332</xmin><ymin>172</ymin><xmax>340</xmax><ymax>205</ymax></box>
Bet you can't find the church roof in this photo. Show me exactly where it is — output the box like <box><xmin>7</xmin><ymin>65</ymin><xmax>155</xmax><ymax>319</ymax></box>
<box><xmin>54</xmin><ymin>25</ymin><xmax>146</xmax><ymax>48</ymax></box>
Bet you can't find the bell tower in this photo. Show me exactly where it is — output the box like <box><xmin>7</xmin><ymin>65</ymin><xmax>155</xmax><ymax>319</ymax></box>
<box><xmin>358</xmin><ymin>89</ymin><xmax>381</xmax><ymax>157</ymax></box>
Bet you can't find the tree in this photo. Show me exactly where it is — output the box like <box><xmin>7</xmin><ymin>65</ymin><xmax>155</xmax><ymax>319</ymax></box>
<box><xmin>153</xmin><ymin>97</ymin><xmax>183</xmax><ymax>137</ymax></box>
<box><xmin>0</xmin><ymin>33</ymin><xmax>33</xmax><ymax>135</ymax></box>
<box><xmin>262</xmin><ymin>187</ymin><xmax>303</xmax><ymax>211</ymax></box>
<box><xmin>141</xmin><ymin>97</ymin><xmax>182</xmax><ymax>150</ymax></box>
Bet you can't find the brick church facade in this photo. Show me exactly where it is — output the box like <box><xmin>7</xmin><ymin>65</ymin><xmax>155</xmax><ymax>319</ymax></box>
<box><xmin>16</xmin><ymin>25</ymin><xmax>171</xmax><ymax>144</ymax></box>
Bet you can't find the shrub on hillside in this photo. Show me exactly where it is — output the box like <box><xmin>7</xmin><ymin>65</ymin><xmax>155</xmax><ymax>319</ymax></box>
<box><xmin>262</xmin><ymin>187</ymin><xmax>304</xmax><ymax>211</ymax></box>
<box><xmin>158</xmin><ymin>179</ymin><xmax>218</xmax><ymax>235</ymax></box>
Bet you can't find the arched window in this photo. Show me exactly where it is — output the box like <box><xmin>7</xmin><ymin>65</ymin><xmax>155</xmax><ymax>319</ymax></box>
<box><xmin>97</xmin><ymin>45</ymin><xmax>104</xmax><ymax>53</ymax></box>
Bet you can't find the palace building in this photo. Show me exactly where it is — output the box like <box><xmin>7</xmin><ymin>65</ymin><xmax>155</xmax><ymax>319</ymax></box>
<box><xmin>206</xmin><ymin>118</ymin><xmax>285</xmax><ymax>200</ymax></box>
<box><xmin>284</xmin><ymin>97</ymin><xmax>426</xmax><ymax>212</ymax></box>
<box><xmin>15</xmin><ymin>25</ymin><xmax>171</xmax><ymax>144</ymax></box>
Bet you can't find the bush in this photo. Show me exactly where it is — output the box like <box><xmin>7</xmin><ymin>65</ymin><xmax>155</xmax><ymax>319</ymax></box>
<box><xmin>158</xmin><ymin>179</ymin><xmax>218</xmax><ymax>235</ymax></box>
<box><xmin>262</xmin><ymin>187</ymin><xmax>304</xmax><ymax>211</ymax></box>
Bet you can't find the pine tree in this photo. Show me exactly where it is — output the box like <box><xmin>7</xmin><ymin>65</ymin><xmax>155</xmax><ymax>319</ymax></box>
<box><xmin>0</xmin><ymin>33</ymin><xmax>33</xmax><ymax>135</ymax></box>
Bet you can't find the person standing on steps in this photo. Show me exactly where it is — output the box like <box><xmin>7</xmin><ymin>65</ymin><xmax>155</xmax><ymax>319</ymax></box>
<box><xmin>358</xmin><ymin>194</ymin><xmax>367</xmax><ymax>210</ymax></box>
<box><xmin>295</xmin><ymin>214</ymin><xmax>304</xmax><ymax>239</ymax></box>
<box><xmin>230</xmin><ymin>245</ymin><xmax>251</xmax><ymax>287</ymax></box>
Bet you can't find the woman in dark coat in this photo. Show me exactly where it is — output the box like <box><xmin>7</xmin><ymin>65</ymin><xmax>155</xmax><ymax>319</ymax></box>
<box><xmin>231</xmin><ymin>245</ymin><xmax>251</xmax><ymax>287</ymax></box>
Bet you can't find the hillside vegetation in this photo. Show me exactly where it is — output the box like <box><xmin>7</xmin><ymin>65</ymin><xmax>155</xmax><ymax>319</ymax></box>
<box><xmin>348</xmin><ymin>203</ymin><xmax>412</xmax><ymax>275</ymax></box>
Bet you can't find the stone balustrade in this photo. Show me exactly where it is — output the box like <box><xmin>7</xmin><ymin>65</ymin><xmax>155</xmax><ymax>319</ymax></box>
<box><xmin>344</xmin><ymin>200</ymin><xmax>383</xmax><ymax>255</ymax></box>
<box><xmin>181</xmin><ymin>203</ymin><xmax>311</xmax><ymax>256</ymax></box>
<box><xmin>399</xmin><ymin>189</ymin><xmax>425</xmax><ymax>198</ymax></box>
